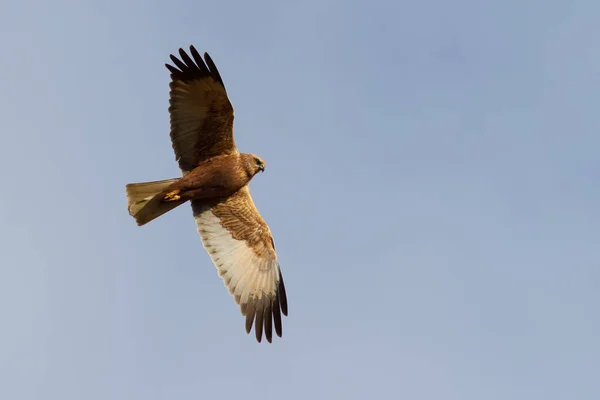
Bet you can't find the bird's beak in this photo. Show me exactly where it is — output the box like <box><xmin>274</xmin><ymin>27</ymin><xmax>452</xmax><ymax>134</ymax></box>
<box><xmin>259</xmin><ymin>165</ymin><xmax>265</xmax><ymax>172</ymax></box>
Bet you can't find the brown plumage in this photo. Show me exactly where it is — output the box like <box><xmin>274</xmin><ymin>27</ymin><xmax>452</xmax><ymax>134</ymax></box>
<box><xmin>125</xmin><ymin>45</ymin><xmax>288</xmax><ymax>343</ymax></box>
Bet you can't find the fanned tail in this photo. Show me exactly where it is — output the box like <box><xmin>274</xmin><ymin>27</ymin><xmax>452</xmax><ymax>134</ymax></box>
<box><xmin>126</xmin><ymin>178</ymin><xmax>185</xmax><ymax>226</ymax></box>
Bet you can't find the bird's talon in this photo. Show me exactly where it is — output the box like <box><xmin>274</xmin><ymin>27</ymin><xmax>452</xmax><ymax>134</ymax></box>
<box><xmin>164</xmin><ymin>190</ymin><xmax>181</xmax><ymax>201</ymax></box>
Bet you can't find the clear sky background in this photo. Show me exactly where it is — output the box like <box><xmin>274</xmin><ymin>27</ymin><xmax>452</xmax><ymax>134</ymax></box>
<box><xmin>1</xmin><ymin>0</ymin><xmax>599</xmax><ymax>399</ymax></box>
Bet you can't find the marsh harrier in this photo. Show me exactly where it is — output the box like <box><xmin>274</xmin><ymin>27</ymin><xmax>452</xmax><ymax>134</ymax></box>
<box><xmin>125</xmin><ymin>45</ymin><xmax>288</xmax><ymax>343</ymax></box>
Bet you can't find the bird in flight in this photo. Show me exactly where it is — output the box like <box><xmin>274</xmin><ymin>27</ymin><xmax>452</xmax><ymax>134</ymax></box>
<box><xmin>125</xmin><ymin>45</ymin><xmax>288</xmax><ymax>343</ymax></box>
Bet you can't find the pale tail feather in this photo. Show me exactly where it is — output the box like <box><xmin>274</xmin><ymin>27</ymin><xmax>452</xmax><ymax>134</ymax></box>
<box><xmin>126</xmin><ymin>178</ymin><xmax>184</xmax><ymax>226</ymax></box>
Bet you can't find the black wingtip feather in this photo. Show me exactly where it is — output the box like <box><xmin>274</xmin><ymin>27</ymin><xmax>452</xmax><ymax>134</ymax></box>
<box><xmin>203</xmin><ymin>52</ymin><xmax>225</xmax><ymax>87</ymax></box>
<box><xmin>164</xmin><ymin>45</ymin><xmax>226</xmax><ymax>89</ymax></box>
<box><xmin>169</xmin><ymin>54</ymin><xmax>187</xmax><ymax>71</ymax></box>
<box><xmin>273</xmin><ymin>295</ymin><xmax>283</xmax><ymax>338</ymax></box>
<box><xmin>245</xmin><ymin>304</ymin><xmax>256</xmax><ymax>334</ymax></box>
<box><xmin>279</xmin><ymin>272</ymin><xmax>288</xmax><ymax>316</ymax></box>
<box><xmin>189</xmin><ymin>46</ymin><xmax>205</xmax><ymax>69</ymax></box>
<box><xmin>178</xmin><ymin>48</ymin><xmax>195</xmax><ymax>68</ymax></box>
<box><xmin>265</xmin><ymin>303</ymin><xmax>273</xmax><ymax>343</ymax></box>
<box><xmin>165</xmin><ymin>63</ymin><xmax>179</xmax><ymax>75</ymax></box>
<box><xmin>255</xmin><ymin>307</ymin><xmax>264</xmax><ymax>343</ymax></box>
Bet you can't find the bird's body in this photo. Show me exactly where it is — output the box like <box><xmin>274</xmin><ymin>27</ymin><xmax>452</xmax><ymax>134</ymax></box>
<box><xmin>125</xmin><ymin>46</ymin><xmax>288</xmax><ymax>343</ymax></box>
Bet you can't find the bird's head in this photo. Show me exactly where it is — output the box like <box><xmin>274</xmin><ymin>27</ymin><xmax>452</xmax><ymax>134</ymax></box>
<box><xmin>244</xmin><ymin>153</ymin><xmax>266</xmax><ymax>175</ymax></box>
<box><xmin>253</xmin><ymin>155</ymin><xmax>266</xmax><ymax>172</ymax></box>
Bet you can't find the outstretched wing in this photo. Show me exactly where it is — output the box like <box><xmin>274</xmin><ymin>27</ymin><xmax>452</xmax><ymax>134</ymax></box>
<box><xmin>166</xmin><ymin>45</ymin><xmax>236</xmax><ymax>173</ymax></box>
<box><xmin>191</xmin><ymin>187</ymin><xmax>288</xmax><ymax>343</ymax></box>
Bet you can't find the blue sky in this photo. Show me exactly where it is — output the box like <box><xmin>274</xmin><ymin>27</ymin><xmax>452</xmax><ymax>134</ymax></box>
<box><xmin>1</xmin><ymin>0</ymin><xmax>599</xmax><ymax>399</ymax></box>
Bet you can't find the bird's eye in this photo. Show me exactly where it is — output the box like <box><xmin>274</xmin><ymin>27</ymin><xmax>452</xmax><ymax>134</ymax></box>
<box><xmin>255</xmin><ymin>158</ymin><xmax>262</xmax><ymax>165</ymax></box>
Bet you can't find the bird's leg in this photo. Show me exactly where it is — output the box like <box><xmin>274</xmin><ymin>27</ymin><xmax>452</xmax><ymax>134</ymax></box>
<box><xmin>163</xmin><ymin>189</ymin><xmax>181</xmax><ymax>201</ymax></box>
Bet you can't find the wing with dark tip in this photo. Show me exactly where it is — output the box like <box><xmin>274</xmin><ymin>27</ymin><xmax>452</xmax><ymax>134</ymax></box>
<box><xmin>165</xmin><ymin>46</ymin><xmax>236</xmax><ymax>173</ymax></box>
<box><xmin>191</xmin><ymin>186</ymin><xmax>288</xmax><ymax>343</ymax></box>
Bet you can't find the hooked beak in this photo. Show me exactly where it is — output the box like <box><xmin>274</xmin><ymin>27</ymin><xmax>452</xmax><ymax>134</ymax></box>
<box><xmin>258</xmin><ymin>165</ymin><xmax>265</xmax><ymax>172</ymax></box>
